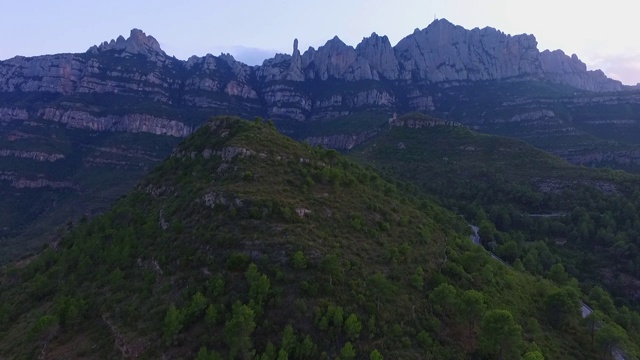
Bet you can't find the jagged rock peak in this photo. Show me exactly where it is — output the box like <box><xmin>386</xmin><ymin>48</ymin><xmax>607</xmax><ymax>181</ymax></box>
<box><xmin>300</xmin><ymin>34</ymin><xmax>375</xmax><ymax>81</ymax></box>
<box><xmin>218</xmin><ymin>53</ymin><xmax>253</xmax><ymax>80</ymax></box>
<box><xmin>326</xmin><ymin>35</ymin><xmax>347</xmax><ymax>46</ymax></box>
<box><xmin>356</xmin><ymin>32</ymin><xmax>399</xmax><ymax>80</ymax></box>
<box><xmin>89</xmin><ymin>28</ymin><xmax>164</xmax><ymax>56</ymax></box>
<box><xmin>394</xmin><ymin>17</ymin><xmax>541</xmax><ymax>81</ymax></box>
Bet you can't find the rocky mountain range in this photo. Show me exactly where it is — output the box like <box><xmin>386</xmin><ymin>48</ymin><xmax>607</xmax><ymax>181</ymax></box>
<box><xmin>0</xmin><ymin>20</ymin><xmax>631</xmax><ymax>122</ymax></box>
<box><xmin>1</xmin><ymin>19</ymin><xmax>640</xmax><ymax>261</ymax></box>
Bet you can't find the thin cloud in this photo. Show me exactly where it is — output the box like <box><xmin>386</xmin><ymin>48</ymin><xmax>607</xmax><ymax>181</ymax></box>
<box><xmin>583</xmin><ymin>52</ymin><xmax>640</xmax><ymax>85</ymax></box>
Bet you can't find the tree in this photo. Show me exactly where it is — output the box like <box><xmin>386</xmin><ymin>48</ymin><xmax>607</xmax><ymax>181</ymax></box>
<box><xmin>497</xmin><ymin>241</ymin><xmax>520</xmax><ymax>263</ymax></box>
<box><xmin>205</xmin><ymin>304</ymin><xmax>218</xmax><ymax>328</ymax></box>
<box><xmin>344</xmin><ymin>313</ymin><xmax>362</xmax><ymax>340</ymax></box>
<box><xmin>429</xmin><ymin>283</ymin><xmax>458</xmax><ymax>316</ymax></box>
<box><xmin>109</xmin><ymin>267</ymin><xmax>124</xmax><ymax>288</ymax></box>
<box><xmin>54</xmin><ymin>295</ymin><xmax>85</xmax><ymax>328</ymax></box>
<box><xmin>480</xmin><ymin>309</ymin><xmax>522</xmax><ymax>360</ymax></box>
<box><xmin>207</xmin><ymin>275</ymin><xmax>226</xmax><ymax>298</ymax></box>
<box><xmin>340</xmin><ymin>342</ymin><xmax>356</xmax><ymax>360</ymax></box>
<box><xmin>291</xmin><ymin>251</ymin><xmax>307</xmax><ymax>269</ymax></box>
<box><xmin>370</xmin><ymin>349</ymin><xmax>384</xmax><ymax>360</ymax></box>
<box><xmin>410</xmin><ymin>266</ymin><xmax>424</xmax><ymax>290</ymax></box>
<box><xmin>246</xmin><ymin>264</ymin><xmax>270</xmax><ymax>305</ymax></box>
<box><xmin>295</xmin><ymin>335</ymin><xmax>316</xmax><ymax>359</ymax></box>
<box><xmin>459</xmin><ymin>290</ymin><xmax>486</xmax><ymax>336</ymax></box>
<box><xmin>582</xmin><ymin>310</ymin><xmax>604</xmax><ymax>345</ymax></box>
<box><xmin>276</xmin><ymin>349</ymin><xmax>288</xmax><ymax>360</ymax></box>
<box><xmin>513</xmin><ymin>258</ymin><xmax>525</xmax><ymax>272</ymax></box>
<box><xmin>595</xmin><ymin>322</ymin><xmax>628</xmax><ymax>359</ymax></box>
<box><xmin>322</xmin><ymin>255</ymin><xmax>343</xmax><ymax>286</ymax></box>
<box><xmin>185</xmin><ymin>291</ymin><xmax>208</xmax><ymax>324</ymax></box>
<box><xmin>478</xmin><ymin>221</ymin><xmax>496</xmax><ymax>243</ymax></box>
<box><xmin>163</xmin><ymin>305</ymin><xmax>183</xmax><ymax>346</ymax></box>
<box><xmin>367</xmin><ymin>273</ymin><xmax>396</xmax><ymax>311</ymax></box>
<box><xmin>196</xmin><ymin>347</ymin><xmax>210</xmax><ymax>360</ymax></box>
<box><xmin>544</xmin><ymin>290</ymin><xmax>578</xmax><ymax>328</ymax></box>
<box><xmin>31</xmin><ymin>315</ymin><xmax>59</xmax><ymax>340</ymax></box>
<box><xmin>589</xmin><ymin>286</ymin><xmax>616</xmax><ymax>315</ymax></box>
<box><xmin>196</xmin><ymin>347</ymin><xmax>223</xmax><ymax>360</ymax></box>
<box><xmin>260</xmin><ymin>342</ymin><xmax>277</xmax><ymax>360</ymax></box>
<box><xmin>524</xmin><ymin>317</ymin><xmax>542</xmax><ymax>340</ymax></box>
<box><xmin>224</xmin><ymin>301</ymin><xmax>256</xmax><ymax>359</ymax></box>
<box><xmin>547</xmin><ymin>263</ymin><xmax>569</xmax><ymax>284</ymax></box>
<box><xmin>281</xmin><ymin>324</ymin><xmax>296</xmax><ymax>354</ymax></box>
<box><xmin>523</xmin><ymin>350</ymin><xmax>544</xmax><ymax>360</ymax></box>
<box><xmin>523</xmin><ymin>251</ymin><xmax>543</xmax><ymax>274</ymax></box>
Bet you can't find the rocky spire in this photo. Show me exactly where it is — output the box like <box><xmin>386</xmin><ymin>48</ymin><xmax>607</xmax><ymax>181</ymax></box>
<box><xmin>286</xmin><ymin>38</ymin><xmax>305</xmax><ymax>81</ymax></box>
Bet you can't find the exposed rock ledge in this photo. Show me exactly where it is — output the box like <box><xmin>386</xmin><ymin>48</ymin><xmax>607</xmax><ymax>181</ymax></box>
<box><xmin>306</xmin><ymin>129</ymin><xmax>380</xmax><ymax>150</ymax></box>
<box><xmin>390</xmin><ymin>117</ymin><xmax>461</xmax><ymax>129</ymax></box>
<box><xmin>0</xmin><ymin>149</ymin><xmax>65</xmax><ymax>162</ymax></box>
<box><xmin>0</xmin><ymin>108</ymin><xmax>29</xmax><ymax>120</ymax></box>
<box><xmin>37</xmin><ymin>108</ymin><xmax>192</xmax><ymax>137</ymax></box>
<box><xmin>0</xmin><ymin>172</ymin><xmax>77</xmax><ymax>189</ymax></box>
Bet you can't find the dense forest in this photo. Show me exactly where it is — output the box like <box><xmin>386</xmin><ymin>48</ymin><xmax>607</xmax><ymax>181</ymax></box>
<box><xmin>352</xmin><ymin>113</ymin><xmax>640</xmax><ymax>358</ymax></box>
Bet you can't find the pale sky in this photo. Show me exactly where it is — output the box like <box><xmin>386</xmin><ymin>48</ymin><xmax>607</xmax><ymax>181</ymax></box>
<box><xmin>2</xmin><ymin>0</ymin><xmax>638</xmax><ymax>84</ymax></box>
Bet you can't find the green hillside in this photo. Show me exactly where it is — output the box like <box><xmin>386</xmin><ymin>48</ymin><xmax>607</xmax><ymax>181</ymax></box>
<box><xmin>0</xmin><ymin>116</ymin><xmax>631</xmax><ymax>359</ymax></box>
<box><xmin>351</xmin><ymin>113</ymin><xmax>640</xmax><ymax>352</ymax></box>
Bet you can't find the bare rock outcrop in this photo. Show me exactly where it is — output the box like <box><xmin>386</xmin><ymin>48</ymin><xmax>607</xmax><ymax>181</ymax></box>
<box><xmin>355</xmin><ymin>33</ymin><xmax>399</xmax><ymax>80</ymax></box>
<box><xmin>394</xmin><ymin>19</ymin><xmax>541</xmax><ymax>82</ymax></box>
<box><xmin>390</xmin><ymin>116</ymin><xmax>461</xmax><ymax>129</ymax></box>
<box><xmin>37</xmin><ymin>108</ymin><xmax>192</xmax><ymax>137</ymax></box>
<box><xmin>0</xmin><ymin>150</ymin><xmax>65</xmax><ymax>162</ymax></box>
<box><xmin>306</xmin><ymin>129</ymin><xmax>380</xmax><ymax>150</ymax></box>
<box><xmin>0</xmin><ymin>172</ymin><xmax>77</xmax><ymax>189</ymax></box>
<box><xmin>0</xmin><ymin>107</ymin><xmax>29</xmax><ymax>120</ymax></box>
<box><xmin>301</xmin><ymin>36</ymin><xmax>375</xmax><ymax>81</ymax></box>
<box><xmin>540</xmin><ymin>50</ymin><xmax>623</xmax><ymax>91</ymax></box>
<box><xmin>88</xmin><ymin>28</ymin><xmax>166</xmax><ymax>63</ymax></box>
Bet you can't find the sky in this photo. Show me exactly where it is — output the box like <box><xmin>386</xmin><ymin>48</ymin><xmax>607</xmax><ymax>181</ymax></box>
<box><xmin>1</xmin><ymin>0</ymin><xmax>638</xmax><ymax>85</ymax></box>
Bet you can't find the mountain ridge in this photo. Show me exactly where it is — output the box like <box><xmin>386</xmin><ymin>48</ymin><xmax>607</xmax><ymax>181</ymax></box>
<box><xmin>0</xmin><ymin>19</ymin><xmax>629</xmax><ymax>99</ymax></box>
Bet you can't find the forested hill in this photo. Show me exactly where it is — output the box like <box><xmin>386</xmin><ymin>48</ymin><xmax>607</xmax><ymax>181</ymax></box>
<box><xmin>0</xmin><ymin>116</ymin><xmax>634</xmax><ymax>359</ymax></box>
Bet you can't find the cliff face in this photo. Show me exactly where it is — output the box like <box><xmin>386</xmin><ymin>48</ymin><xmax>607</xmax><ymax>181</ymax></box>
<box><xmin>394</xmin><ymin>20</ymin><xmax>542</xmax><ymax>82</ymax></box>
